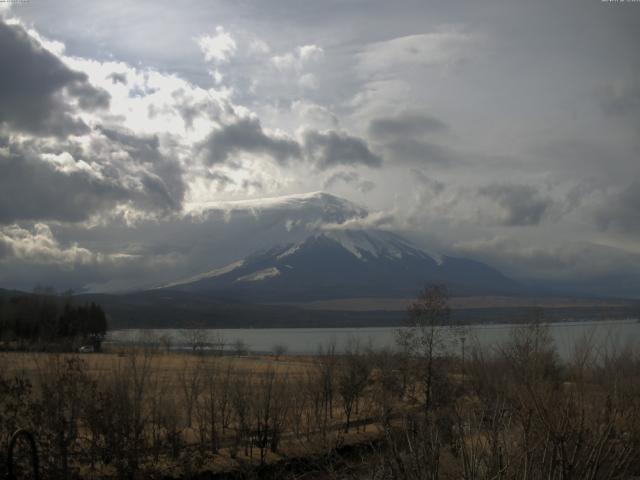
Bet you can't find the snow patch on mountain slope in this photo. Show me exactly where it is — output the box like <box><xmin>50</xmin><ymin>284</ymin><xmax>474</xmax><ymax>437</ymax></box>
<box><xmin>236</xmin><ymin>267</ymin><xmax>281</xmax><ymax>282</ymax></box>
<box><xmin>160</xmin><ymin>260</ymin><xmax>244</xmax><ymax>288</ymax></box>
<box><xmin>321</xmin><ymin>230</ymin><xmax>384</xmax><ymax>260</ymax></box>
<box><xmin>277</xmin><ymin>244</ymin><xmax>302</xmax><ymax>259</ymax></box>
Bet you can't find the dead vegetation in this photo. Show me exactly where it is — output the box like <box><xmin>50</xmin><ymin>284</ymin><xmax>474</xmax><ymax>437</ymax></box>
<box><xmin>1</xmin><ymin>293</ymin><xmax>640</xmax><ymax>479</ymax></box>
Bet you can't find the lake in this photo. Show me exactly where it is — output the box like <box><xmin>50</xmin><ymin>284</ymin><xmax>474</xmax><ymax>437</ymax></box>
<box><xmin>107</xmin><ymin>318</ymin><xmax>640</xmax><ymax>359</ymax></box>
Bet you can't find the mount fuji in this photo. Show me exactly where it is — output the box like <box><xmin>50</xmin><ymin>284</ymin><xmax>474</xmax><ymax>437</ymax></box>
<box><xmin>161</xmin><ymin>210</ymin><xmax>520</xmax><ymax>301</ymax></box>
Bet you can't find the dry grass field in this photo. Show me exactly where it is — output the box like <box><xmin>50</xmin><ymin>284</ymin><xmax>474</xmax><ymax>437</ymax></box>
<box><xmin>3</xmin><ymin>320</ymin><xmax>640</xmax><ymax>479</ymax></box>
<box><xmin>1</xmin><ymin>350</ymin><xmax>315</xmax><ymax>381</ymax></box>
<box><xmin>0</xmin><ymin>346</ymin><xmax>393</xmax><ymax>479</ymax></box>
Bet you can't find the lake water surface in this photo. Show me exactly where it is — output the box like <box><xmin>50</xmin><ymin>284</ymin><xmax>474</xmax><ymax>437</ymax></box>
<box><xmin>107</xmin><ymin>318</ymin><xmax>640</xmax><ymax>359</ymax></box>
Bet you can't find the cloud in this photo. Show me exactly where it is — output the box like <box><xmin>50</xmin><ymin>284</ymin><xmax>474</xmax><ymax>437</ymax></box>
<box><xmin>0</xmin><ymin>126</ymin><xmax>187</xmax><ymax>225</ymax></box>
<box><xmin>271</xmin><ymin>44</ymin><xmax>324</xmax><ymax>71</ymax></box>
<box><xmin>453</xmin><ymin>235</ymin><xmax>640</xmax><ymax>294</ymax></box>
<box><xmin>196</xmin><ymin>26</ymin><xmax>237</xmax><ymax>63</ymax></box>
<box><xmin>97</xmin><ymin>127</ymin><xmax>186</xmax><ymax>211</ymax></box>
<box><xmin>368</xmin><ymin>112</ymin><xmax>448</xmax><ymax>140</ymax></box>
<box><xmin>478</xmin><ymin>184</ymin><xmax>553</xmax><ymax>226</ymax></box>
<box><xmin>323</xmin><ymin>171</ymin><xmax>376</xmax><ymax>193</ymax></box>
<box><xmin>199</xmin><ymin>117</ymin><xmax>301</xmax><ymax>165</ymax></box>
<box><xmin>108</xmin><ymin>72</ymin><xmax>127</xmax><ymax>85</ymax></box>
<box><xmin>0</xmin><ymin>20</ymin><xmax>109</xmax><ymax>137</ymax></box>
<box><xmin>593</xmin><ymin>182</ymin><xmax>640</xmax><ymax>236</ymax></box>
<box><xmin>199</xmin><ymin>121</ymin><xmax>380</xmax><ymax>172</ymax></box>
<box><xmin>303</xmin><ymin>130</ymin><xmax>382</xmax><ymax>170</ymax></box>
<box><xmin>0</xmin><ymin>141</ymin><xmax>128</xmax><ymax>224</ymax></box>
<box><xmin>368</xmin><ymin>111</ymin><xmax>456</xmax><ymax>166</ymax></box>
<box><xmin>269</xmin><ymin>44</ymin><xmax>324</xmax><ymax>89</ymax></box>
<box><xmin>410</xmin><ymin>169</ymin><xmax>445</xmax><ymax>195</ymax></box>
<box><xmin>0</xmin><ymin>222</ymin><xmax>184</xmax><ymax>292</ymax></box>
<box><xmin>599</xmin><ymin>78</ymin><xmax>640</xmax><ymax>118</ymax></box>
<box><xmin>358</xmin><ymin>28</ymin><xmax>478</xmax><ymax>75</ymax></box>
<box><xmin>323</xmin><ymin>171</ymin><xmax>359</xmax><ymax>189</ymax></box>
<box><xmin>0</xmin><ymin>223</ymin><xmax>98</xmax><ymax>265</ymax></box>
<box><xmin>385</xmin><ymin>138</ymin><xmax>456</xmax><ymax>166</ymax></box>
<box><xmin>321</xmin><ymin>209</ymin><xmax>396</xmax><ymax>231</ymax></box>
<box><xmin>207</xmin><ymin>171</ymin><xmax>236</xmax><ymax>190</ymax></box>
<box><xmin>358</xmin><ymin>181</ymin><xmax>375</xmax><ymax>194</ymax></box>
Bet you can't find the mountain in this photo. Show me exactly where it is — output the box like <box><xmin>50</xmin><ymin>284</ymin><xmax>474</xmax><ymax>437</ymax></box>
<box><xmin>162</xmin><ymin>228</ymin><xmax>521</xmax><ymax>301</ymax></box>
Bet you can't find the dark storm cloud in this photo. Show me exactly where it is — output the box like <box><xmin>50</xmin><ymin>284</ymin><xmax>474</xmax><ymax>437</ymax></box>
<box><xmin>0</xmin><ymin>20</ymin><xmax>109</xmax><ymax>137</ymax></box>
<box><xmin>593</xmin><ymin>182</ymin><xmax>640</xmax><ymax>235</ymax></box>
<box><xmin>97</xmin><ymin>127</ymin><xmax>186</xmax><ymax>211</ymax></box>
<box><xmin>200</xmin><ymin>120</ymin><xmax>380</xmax><ymax>171</ymax></box>
<box><xmin>0</xmin><ymin>145</ymin><xmax>127</xmax><ymax>224</ymax></box>
<box><xmin>200</xmin><ymin>117</ymin><xmax>301</xmax><ymax>165</ymax></box>
<box><xmin>0</xmin><ymin>125</ymin><xmax>187</xmax><ymax>224</ymax></box>
<box><xmin>479</xmin><ymin>184</ymin><xmax>553</xmax><ymax>226</ymax></box>
<box><xmin>368</xmin><ymin>112</ymin><xmax>448</xmax><ymax>140</ymax></box>
<box><xmin>303</xmin><ymin>130</ymin><xmax>382</xmax><ymax>170</ymax></box>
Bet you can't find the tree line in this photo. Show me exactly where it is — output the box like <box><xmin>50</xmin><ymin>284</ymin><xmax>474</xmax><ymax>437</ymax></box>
<box><xmin>0</xmin><ymin>289</ymin><xmax>107</xmax><ymax>350</ymax></box>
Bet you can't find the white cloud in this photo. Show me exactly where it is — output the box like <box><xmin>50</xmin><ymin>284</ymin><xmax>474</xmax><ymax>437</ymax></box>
<box><xmin>196</xmin><ymin>26</ymin><xmax>237</xmax><ymax>63</ymax></box>
<box><xmin>357</xmin><ymin>28</ymin><xmax>478</xmax><ymax>75</ymax></box>
<box><xmin>248</xmin><ymin>38</ymin><xmax>271</xmax><ymax>55</ymax></box>
<box><xmin>298</xmin><ymin>44</ymin><xmax>324</xmax><ymax>61</ymax></box>
<box><xmin>271</xmin><ymin>44</ymin><xmax>324</xmax><ymax>72</ymax></box>
<box><xmin>40</xmin><ymin>151</ymin><xmax>101</xmax><ymax>176</ymax></box>
<box><xmin>0</xmin><ymin>223</ymin><xmax>116</xmax><ymax>266</ymax></box>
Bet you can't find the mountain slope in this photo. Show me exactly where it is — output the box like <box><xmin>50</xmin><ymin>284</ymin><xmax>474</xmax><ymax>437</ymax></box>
<box><xmin>164</xmin><ymin>229</ymin><xmax>521</xmax><ymax>300</ymax></box>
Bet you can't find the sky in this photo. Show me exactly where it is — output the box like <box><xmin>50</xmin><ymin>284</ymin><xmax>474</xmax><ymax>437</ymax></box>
<box><xmin>0</xmin><ymin>0</ymin><xmax>639</xmax><ymax>295</ymax></box>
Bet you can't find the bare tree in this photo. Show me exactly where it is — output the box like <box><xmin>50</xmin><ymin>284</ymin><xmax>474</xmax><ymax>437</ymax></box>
<box><xmin>272</xmin><ymin>343</ymin><xmax>288</xmax><ymax>360</ymax></box>
<box><xmin>179</xmin><ymin>357</ymin><xmax>203</xmax><ymax>428</ymax></box>
<box><xmin>181</xmin><ymin>325</ymin><xmax>211</xmax><ymax>354</ymax></box>
<box><xmin>396</xmin><ymin>284</ymin><xmax>451</xmax><ymax>414</ymax></box>
<box><xmin>369</xmin><ymin>347</ymin><xmax>405</xmax><ymax>427</ymax></box>
<box><xmin>195</xmin><ymin>360</ymin><xmax>221</xmax><ymax>453</ymax></box>
<box><xmin>316</xmin><ymin>340</ymin><xmax>338</xmax><ymax>435</ymax></box>
<box><xmin>33</xmin><ymin>355</ymin><xmax>92</xmax><ymax>477</ymax></box>
<box><xmin>337</xmin><ymin>339</ymin><xmax>371</xmax><ymax>432</ymax></box>
<box><xmin>233</xmin><ymin>338</ymin><xmax>249</xmax><ymax>356</ymax></box>
<box><xmin>229</xmin><ymin>372</ymin><xmax>252</xmax><ymax>458</ymax></box>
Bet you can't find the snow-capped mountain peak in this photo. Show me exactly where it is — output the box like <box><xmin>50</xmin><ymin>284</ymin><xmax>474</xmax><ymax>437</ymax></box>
<box><xmin>162</xmin><ymin>227</ymin><xmax>519</xmax><ymax>300</ymax></box>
